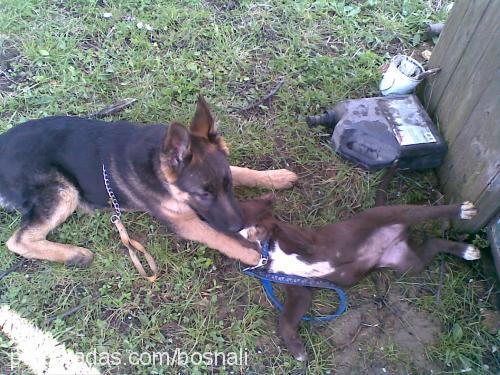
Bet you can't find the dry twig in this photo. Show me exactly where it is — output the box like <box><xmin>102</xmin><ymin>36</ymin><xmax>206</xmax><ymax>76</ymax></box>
<box><xmin>0</xmin><ymin>259</ymin><xmax>26</xmax><ymax>281</ymax></box>
<box><xmin>45</xmin><ymin>296</ymin><xmax>99</xmax><ymax>325</ymax></box>
<box><xmin>91</xmin><ymin>98</ymin><xmax>137</xmax><ymax>118</ymax></box>
<box><xmin>238</xmin><ymin>79</ymin><xmax>285</xmax><ymax>112</ymax></box>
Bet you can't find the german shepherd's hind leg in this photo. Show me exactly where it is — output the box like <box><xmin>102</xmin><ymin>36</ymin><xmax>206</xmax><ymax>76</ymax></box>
<box><xmin>230</xmin><ymin>166</ymin><xmax>297</xmax><ymax>190</ymax></box>
<box><xmin>6</xmin><ymin>181</ymin><xmax>93</xmax><ymax>267</ymax></box>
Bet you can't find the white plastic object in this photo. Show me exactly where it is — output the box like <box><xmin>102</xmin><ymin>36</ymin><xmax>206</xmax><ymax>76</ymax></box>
<box><xmin>380</xmin><ymin>55</ymin><xmax>425</xmax><ymax>96</ymax></box>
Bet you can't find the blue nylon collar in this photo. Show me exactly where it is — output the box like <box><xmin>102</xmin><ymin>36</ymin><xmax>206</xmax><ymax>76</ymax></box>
<box><xmin>242</xmin><ymin>239</ymin><xmax>348</xmax><ymax>322</ymax></box>
<box><xmin>242</xmin><ymin>238</ymin><xmax>270</xmax><ymax>272</ymax></box>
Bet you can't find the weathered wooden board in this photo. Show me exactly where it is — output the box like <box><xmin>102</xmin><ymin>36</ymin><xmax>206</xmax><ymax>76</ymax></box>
<box><xmin>423</xmin><ymin>0</ymin><xmax>500</xmax><ymax>232</ymax></box>
<box><xmin>436</xmin><ymin>4</ymin><xmax>500</xmax><ymax>146</ymax></box>
<box><xmin>440</xmin><ymin>79</ymin><xmax>500</xmax><ymax>230</ymax></box>
<box><xmin>461</xmin><ymin>174</ymin><xmax>500</xmax><ymax>231</ymax></box>
<box><xmin>424</xmin><ymin>0</ymin><xmax>490</xmax><ymax>115</ymax></box>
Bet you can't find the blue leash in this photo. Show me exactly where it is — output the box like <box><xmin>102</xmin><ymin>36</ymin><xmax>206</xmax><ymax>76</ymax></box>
<box><xmin>242</xmin><ymin>240</ymin><xmax>348</xmax><ymax>322</ymax></box>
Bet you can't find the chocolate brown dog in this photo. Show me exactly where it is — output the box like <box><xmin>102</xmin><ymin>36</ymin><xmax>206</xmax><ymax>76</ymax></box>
<box><xmin>0</xmin><ymin>97</ymin><xmax>297</xmax><ymax>267</ymax></box>
<box><xmin>239</xmin><ymin>195</ymin><xmax>480</xmax><ymax>360</ymax></box>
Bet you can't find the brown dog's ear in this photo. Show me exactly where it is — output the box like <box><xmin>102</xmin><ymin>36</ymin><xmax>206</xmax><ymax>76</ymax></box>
<box><xmin>240</xmin><ymin>195</ymin><xmax>275</xmax><ymax>227</ymax></box>
<box><xmin>160</xmin><ymin>122</ymin><xmax>191</xmax><ymax>181</ymax></box>
<box><xmin>190</xmin><ymin>95</ymin><xmax>217</xmax><ymax>140</ymax></box>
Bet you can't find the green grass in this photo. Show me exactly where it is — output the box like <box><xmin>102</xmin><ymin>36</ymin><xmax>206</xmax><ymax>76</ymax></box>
<box><xmin>1</xmin><ymin>0</ymin><xmax>498</xmax><ymax>374</ymax></box>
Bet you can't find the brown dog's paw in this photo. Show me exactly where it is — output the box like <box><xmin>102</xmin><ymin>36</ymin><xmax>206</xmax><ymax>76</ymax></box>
<box><xmin>281</xmin><ymin>330</ymin><xmax>308</xmax><ymax>362</ymax></box>
<box><xmin>462</xmin><ymin>245</ymin><xmax>481</xmax><ymax>261</ymax></box>
<box><xmin>460</xmin><ymin>201</ymin><xmax>477</xmax><ymax>220</ymax></box>
<box><xmin>286</xmin><ymin>340</ymin><xmax>308</xmax><ymax>362</ymax></box>
<box><xmin>65</xmin><ymin>247</ymin><xmax>94</xmax><ymax>267</ymax></box>
<box><xmin>263</xmin><ymin>169</ymin><xmax>298</xmax><ymax>189</ymax></box>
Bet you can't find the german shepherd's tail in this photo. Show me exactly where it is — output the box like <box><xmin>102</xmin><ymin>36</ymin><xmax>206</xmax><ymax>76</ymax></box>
<box><xmin>374</xmin><ymin>161</ymin><xmax>399</xmax><ymax>207</ymax></box>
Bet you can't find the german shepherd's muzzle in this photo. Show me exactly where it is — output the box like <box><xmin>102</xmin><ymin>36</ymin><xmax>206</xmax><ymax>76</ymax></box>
<box><xmin>166</xmin><ymin>124</ymin><xmax>243</xmax><ymax>233</ymax></box>
<box><xmin>0</xmin><ymin>97</ymin><xmax>298</xmax><ymax>267</ymax></box>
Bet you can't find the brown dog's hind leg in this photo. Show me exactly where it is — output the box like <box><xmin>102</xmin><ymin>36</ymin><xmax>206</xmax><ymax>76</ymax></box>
<box><xmin>6</xmin><ymin>181</ymin><xmax>93</xmax><ymax>267</ymax></box>
<box><xmin>279</xmin><ymin>285</ymin><xmax>313</xmax><ymax>361</ymax></box>
<box><xmin>366</xmin><ymin>201</ymin><xmax>477</xmax><ymax>228</ymax></box>
<box><xmin>396</xmin><ymin>238</ymin><xmax>480</xmax><ymax>275</ymax></box>
<box><xmin>407</xmin><ymin>202</ymin><xmax>477</xmax><ymax>223</ymax></box>
<box><xmin>230</xmin><ymin>166</ymin><xmax>297</xmax><ymax>190</ymax></box>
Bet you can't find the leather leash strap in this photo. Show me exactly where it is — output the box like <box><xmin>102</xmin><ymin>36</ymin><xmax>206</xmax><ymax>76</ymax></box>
<box><xmin>113</xmin><ymin>218</ymin><xmax>158</xmax><ymax>282</ymax></box>
<box><xmin>103</xmin><ymin>164</ymin><xmax>158</xmax><ymax>282</ymax></box>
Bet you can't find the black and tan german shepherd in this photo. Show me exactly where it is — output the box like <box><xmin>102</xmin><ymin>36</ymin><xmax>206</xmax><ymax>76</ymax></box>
<box><xmin>0</xmin><ymin>97</ymin><xmax>297</xmax><ymax>267</ymax></box>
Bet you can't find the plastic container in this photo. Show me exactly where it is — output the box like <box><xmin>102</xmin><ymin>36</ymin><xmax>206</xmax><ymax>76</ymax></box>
<box><xmin>380</xmin><ymin>55</ymin><xmax>425</xmax><ymax>96</ymax></box>
<box><xmin>306</xmin><ymin>95</ymin><xmax>447</xmax><ymax>171</ymax></box>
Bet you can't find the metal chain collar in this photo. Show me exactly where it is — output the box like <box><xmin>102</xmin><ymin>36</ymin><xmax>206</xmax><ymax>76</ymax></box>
<box><xmin>102</xmin><ymin>164</ymin><xmax>122</xmax><ymax>223</ymax></box>
<box><xmin>101</xmin><ymin>163</ymin><xmax>158</xmax><ymax>281</ymax></box>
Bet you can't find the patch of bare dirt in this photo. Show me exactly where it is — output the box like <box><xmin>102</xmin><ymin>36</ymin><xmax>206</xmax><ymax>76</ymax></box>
<box><xmin>102</xmin><ymin>309</ymin><xmax>141</xmax><ymax>335</ymax></box>
<box><xmin>318</xmin><ymin>288</ymin><xmax>442</xmax><ymax>374</ymax></box>
<box><xmin>0</xmin><ymin>39</ymin><xmax>21</xmax><ymax>93</ymax></box>
<box><xmin>314</xmin><ymin>35</ymin><xmax>346</xmax><ymax>58</ymax></box>
<box><xmin>409</xmin><ymin>42</ymin><xmax>435</xmax><ymax>65</ymax></box>
<box><xmin>159</xmin><ymin>322</ymin><xmax>187</xmax><ymax>347</ymax></box>
<box><xmin>204</xmin><ymin>0</ymin><xmax>239</xmax><ymax>12</ymax></box>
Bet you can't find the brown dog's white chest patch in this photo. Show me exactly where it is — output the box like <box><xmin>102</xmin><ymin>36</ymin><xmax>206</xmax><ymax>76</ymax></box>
<box><xmin>239</xmin><ymin>227</ymin><xmax>335</xmax><ymax>277</ymax></box>
<box><xmin>268</xmin><ymin>242</ymin><xmax>336</xmax><ymax>277</ymax></box>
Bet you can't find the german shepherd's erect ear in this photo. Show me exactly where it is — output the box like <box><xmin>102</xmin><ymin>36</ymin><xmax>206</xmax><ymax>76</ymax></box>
<box><xmin>160</xmin><ymin>122</ymin><xmax>192</xmax><ymax>181</ymax></box>
<box><xmin>190</xmin><ymin>95</ymin><xmax>216</xmax><ymax>139</ymax></box>
<box><xmin>190</xmin><ymin>95</ymin><xmax>229</xmax><ymax>155</ymax></box>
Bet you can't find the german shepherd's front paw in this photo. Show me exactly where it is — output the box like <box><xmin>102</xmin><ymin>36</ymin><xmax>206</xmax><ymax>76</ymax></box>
<box><xmin>64</xmin><ymin>247</ymin><xmax>94</xmax><ymax>267</ymax></box>
<box><xmin>263</xmin><ymin>169</ymin><xmax>298</xmax><ymax>189</ymax></box>
<box><xmin>460</xmin><ymin>201</ymin><xmax>477</xmax><ymax>220</ymax></box>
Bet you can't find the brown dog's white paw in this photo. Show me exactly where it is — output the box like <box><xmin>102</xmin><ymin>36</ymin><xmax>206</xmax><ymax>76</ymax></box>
<box><xmin>460</xmin><ymin>201</ymin><xmax>477</xmax><ymax>220</ymax></box>
<box><xmin>263</xmin><ymin>169</ymin><xmax>298</xmax><ymax>189</ymax></box>
<box><xmin>294</xmin><ymin>351</ymin><xmax>308</xmax><ymax>362</ymax></box>
<box><xmin>462</xmin><ymin>245</ymin><xmax>481</xmax><ymax>261</ymax></box>
<box><xmin>288</xmin><ymin>345</ymin><xmax>308</xmax><ymax>362</ymax></box>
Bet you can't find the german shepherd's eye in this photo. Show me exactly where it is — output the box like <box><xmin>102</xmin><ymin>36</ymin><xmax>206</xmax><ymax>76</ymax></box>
<box><xmin>193</xmin><ymin>190</ymin><xmax>212</xmax><ymax>200</ymax></box>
